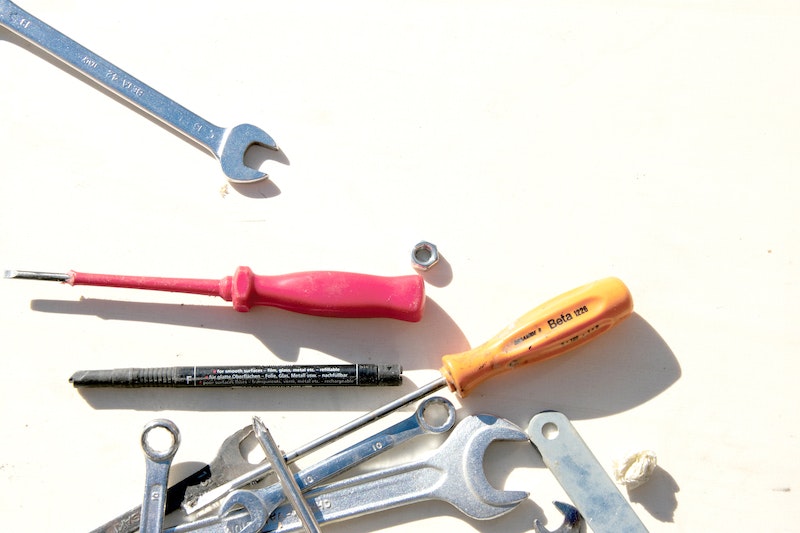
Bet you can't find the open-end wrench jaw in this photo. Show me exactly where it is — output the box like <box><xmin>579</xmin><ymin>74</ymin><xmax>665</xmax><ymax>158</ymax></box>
<box><xmin>218</xmin><ymin>491</ymin><xmax>269</xmax><ymax>533</ymax></box>
<box><xmin>182</xmin><ymin>426</ymin><xmax>260</xmax><ymax>510</ymax></box>
<box><xmin>218</xmin><ymin>124</ymin><xmax>280</xmax><ymax>183</ymax></box>
<box><xmin>449</xmin><ymin>415</ymin><xmax>530</xmax><ymax>508</ymax></box>
<box><xmin>533</xmin><ymin>501</ymin><xmax>584</xmax><ymax>533</ymax></box>
<box><xmin>250</xmin><ymin>414</ymin><xmax>534</xmax><ymax>532</ymax></box>
<box><xmin>0</xmin><ymin>0</ymin><xmax>281</xmax><ymax>185</ymax></box>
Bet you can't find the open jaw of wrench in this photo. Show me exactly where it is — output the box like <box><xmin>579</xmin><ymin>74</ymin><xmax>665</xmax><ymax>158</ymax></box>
<box><xmin>527</xmin><ymin>411</ymin><xmax>648</xmax><ymax>533</ymax></box>
<box><xmin>259</xmin><ymin>414</ymin><xmax>531</xmax><ymax>533</ymax></box>
<box><xmin>93</xmin><ymin>424</ymin><xmax>261</xmax><ymax>533</ymax></box>
<box><xmin>165</xmin><ymin>396</ymin><xmax>457</xmax><ymax>533</ymax></box>
<box><xmin>533</xmin><ymin>501</ymin><xmax>584</xmax><ymax>533</ymax></box>
<box><xmin>140</xmin><ymin>419</ymin><xmax>181</xmax><ymax>533</ymax></box>
<box><xmin>0</xmin><ymin>0</ymin><xmax>279</xmax><ymax>183</ymax></box>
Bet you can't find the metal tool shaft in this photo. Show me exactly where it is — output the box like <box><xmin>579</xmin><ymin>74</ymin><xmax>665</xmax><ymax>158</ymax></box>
<box><xmin>170</xmin><ymin>397</ymin><xmax>456</xmax><ymax>533</ymax></box>
<box><xmin>252</xmin><ymin>418</ymin><xmax>322</xmax><ymax>533</ymax></box>
<box><xmin>0</xmin><ymin>0</ymin><xmax>278</xmax><ymax>182</ymax></box>
<box><xmin>262</xmin><ymin>415</ymin><xmax>530</xmax><ymax>532</ymax></box>
<box><xmin>185</xmin><ymin>377</ymin><xmax>446</xmax><ymax>513</ymax></box>
<box><xmin>140</xmin><ymin>420</ymin><xmax>181</xmax><ymax>533</ymax></box>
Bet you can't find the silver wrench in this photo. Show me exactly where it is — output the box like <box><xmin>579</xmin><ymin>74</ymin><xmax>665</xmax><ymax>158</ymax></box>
<box><xmin>168</xmin><ymin>396</ymin><xmax>457</xmax><ymax>532</ymax></box>
<box><xmin>93</xmin><ymin>425</ymin><xmax>259</xmax><ymax>533</ymax></box>
<box><xmin>533</xmin><ymin>501</ymin><xmax>584</xmax><ymax>533</ymax></box>
<box><xmin>140</xmin><ymin>419</ymin><xmax>181</xmax><ymax>533</ymax></box>
<box><xmin>251</xmin><ymin>417</ymin><xmax>322</xmax><ymax>533</ymax></box>
<box><xmin>261</xmin><ymin>414</ymin><xmax>531</xmax><ymax>532</ymax></box>
<box><xmin>0</xmin><ymin>0</ymin><xmax>279</xmax><ymax>183</ymax></box>
<box><xmin>527</xmin><ymin>411</ymin><xmax>648</xmax><ymax>533</ymax></box>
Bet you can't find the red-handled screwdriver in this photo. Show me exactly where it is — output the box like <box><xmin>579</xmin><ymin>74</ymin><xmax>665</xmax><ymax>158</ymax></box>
<box><xmin>4</xmin><ymin>267</ymin><xmax>426</xmax><ymax>321</ymax></box>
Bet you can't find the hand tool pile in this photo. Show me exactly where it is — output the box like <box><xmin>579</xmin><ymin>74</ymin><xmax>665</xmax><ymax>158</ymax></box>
<box><xmin>2</xmin><ymin>1</ymin><xmax>653</xmax><ymax>531</ymax></box>
<box><xmin>85</xmin><ymin>278</ymin><xmax>646</xmax><ymax>533</ymax></box>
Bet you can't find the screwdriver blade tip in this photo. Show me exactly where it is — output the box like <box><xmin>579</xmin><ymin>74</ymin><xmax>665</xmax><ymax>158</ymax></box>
<box><xmin>3</xmin><ymin>269</ymin><xmax>71</xmax><ymax>282</ymax></box>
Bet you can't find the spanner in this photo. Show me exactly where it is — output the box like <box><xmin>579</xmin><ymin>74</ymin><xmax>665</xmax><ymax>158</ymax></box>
<box><xmin>140</xmin><ymin>419</ymin><xmax>181</xmax><ymax>533</ymax></box>
<box><xmin>260</xmin><ymin>414</ymin><xmax>531</xmax><ymax>532</ymax></box>
<box><xmin>93</xmin><ymin>424</ymin><xmax>259</xmax><ymax>533</ymax></box>
<box><xmin>0</xmin><ymin>0</ymin><xmax>279</xmax><ymax>183</ymax></box>
<box><xmin>184</xmin><ymin>277</ymin><xmax>633</xmax><ymax>515</ymax></box>
<box><xmin>527</xmin><ymin>411</ymin><xmax>648</xmax><ymax>533</ymax></box>
<box><xmin>533</xmin><ymin>501</ymin><xmax>584</xmax><ymax>533</ymax></box>
<box><xmin>251</xmin><ymin>416</ymin><xmax>322</xmax><ymax>533</ymax></box>
<box><xmin>166</xmin><ymin>396</ymin><xmax>457</xmax><ymax>532</ymax></box>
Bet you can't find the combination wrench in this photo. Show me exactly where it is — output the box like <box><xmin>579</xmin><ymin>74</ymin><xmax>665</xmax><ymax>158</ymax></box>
<box><xmin>140</xmin><ymin>419</ymin><xmax>181</xmax><ymax>533</ymax></box>
<box><xmin>0</xmin><ymin>0</ymin><xmax>279</xmax><ymax>183</ymax></box>
<box><xmin>94</xmin><ymin>424</ymin><xmax>260</xmax><ymax>533</ymax></box>
<box><xmin>257</xmin><ymin>414</ymin><xmax>531</xmax><ymax>533</ymax></box>
<box><xmin>166</xmin><ymin>396</ymin><xmax>457</xmax><ymax>532</ymax></box>
<box><xmin>185</xmin><ymin>278</ymin><xmax>634</xmax><ymax>515</ymax></box>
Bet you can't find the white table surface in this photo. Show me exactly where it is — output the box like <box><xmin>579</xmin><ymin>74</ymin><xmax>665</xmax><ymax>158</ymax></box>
<box><xmin>1</xmin><ymin>1</ymin><xmax>798</xmax><ymax>531</ymax></box>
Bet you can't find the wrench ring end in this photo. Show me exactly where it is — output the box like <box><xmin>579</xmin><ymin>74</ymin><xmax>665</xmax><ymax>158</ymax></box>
<box><xmin>416</xmin><ymin>396</ymin><xmax>456</xmax><ymax>434</ymax></box>
<box><xmin>142</xmin><ymin>418</ymin><xmax>181</xmax><ymax>462</ymax></box>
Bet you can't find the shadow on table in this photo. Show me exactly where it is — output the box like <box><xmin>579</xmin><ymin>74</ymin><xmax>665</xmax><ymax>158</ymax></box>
<box><xmin>32</xmin><ymin>295</ymin><xmax>470</xmax><ymax>411</ymax></box>
<box><xmin>456</xmin><ymin>312</ymin><xmax>681</xmax><ymax>421</ymax></box>
<box><xmin>0</xmin><ymin>26</ymin><xmax>288</xmax><ymax>199</ymax></box>
<box><xmin>628</xmin><ymin>465</ymin><xmax>680</xmax><ymax>523</ymax></box>
<box><xmin>32</xmin><ymin>297</ymin><xmax>679</xmax><ymax>420</ymax></box>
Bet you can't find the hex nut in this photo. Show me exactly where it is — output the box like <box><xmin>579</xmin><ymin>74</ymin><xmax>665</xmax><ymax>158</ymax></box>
<box><xmin>411</xmin><ymin>241</ymin><xmax>439</xmax><ymax>271</ymax></box>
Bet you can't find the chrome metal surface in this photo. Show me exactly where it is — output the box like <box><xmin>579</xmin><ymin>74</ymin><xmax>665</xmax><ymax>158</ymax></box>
<box><xmin>527</xmin><ymin>411</ymin><xmax>648</xmax><ymax>533</ymax></box>
<box><xmin>3</xmin><ymin>269</ymin><xmax>70</xmax><ymax>282</ymax></box>
<box><xmin>140</xmin><ymin>419</ymin><xmax>181</xmax><ymax>533</ymax></box>
<box><xmin>184</xmin><ymin>377</ymin><xmax>448</xmax><ymax>514</ymax></box>
<box><xmin>94</xmin><ymin>425</ymin><xmax>256</xmax><ymax>533</ymax></box>
<box><xmin>261</xmin><ymin>414</ymin><xmax>530</xmax><ymax>532</ymax></box>
<box><xmin>0</xmin><ymin>0</ymin><xmax>278</xmax><ymax>183</ymax></box>
<box><xmin>169</xmin><ymin>397</ymin><xmax>456</xmax><ymax>532</ymax></box>
<box><xmin>411</xmin><ymin>241</ymin><xmax>440</xmax><ymax>271</ymax></box>
<box><xmin>252</xmin><ymin>417</ymin><xmax>321</xmax><ymax>533</ymax></box>
<box><xmin>216</xmin><ymin>492</ymin><xmax>268</xmax><ymax>533</ymax></box>
<box><xmin>533</xmin><ymin>501</ymin><xmax>584</xmax><ymax>533</ymax></box>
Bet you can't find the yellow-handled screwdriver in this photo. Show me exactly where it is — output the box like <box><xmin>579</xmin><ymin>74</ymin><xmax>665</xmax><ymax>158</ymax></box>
<box><xmin>184</xmin><ymin>277</ymin><xmax>634</xmax><ymax>514</ymax></box>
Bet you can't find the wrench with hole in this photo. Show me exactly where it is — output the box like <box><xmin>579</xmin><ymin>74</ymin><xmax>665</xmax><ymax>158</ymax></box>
<box><xmin>167</xmin><ymin>397</ymin><xmax>457</xmax><ymax>533</ymax></box>
<box><xmin>0</xmin><ymin>0</ymin><xmax>279</xmax><ymax>183</ymax></box>
<box><xmin>258</xmin><ymin>414</ymin><xmax>531</xmax><ymax>532</ymax></box>
<box><xmin>140</xmin><ymin>419</ymin><xmax>181</xmax><ymax>533</ymax></box>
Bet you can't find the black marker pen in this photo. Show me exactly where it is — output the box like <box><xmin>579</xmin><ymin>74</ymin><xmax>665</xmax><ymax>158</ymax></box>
<box><xmin>69</xmin><ymin>364</ymin><xmax>402</xmax><ymax>388</ymax></box>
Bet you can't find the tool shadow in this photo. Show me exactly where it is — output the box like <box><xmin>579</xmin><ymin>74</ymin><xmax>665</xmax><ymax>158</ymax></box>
<box><xmin>32</xmin><ymin>293</ymin><xmax>679</xmax><ymax>421</ymax></box>
<box><xmin>455</xmin><ymin>313</ymin><xmax>681</xmax><ymax>421</ymax></box>
<box><xmin>30</xmin><ymin>296</ymin><xmax>465</xmax><ymax>365</ymax></box>
<box><xmin>31</xmin><ymin>295</ymin><xmax>470</xmax><ymax>411</ymax></box>
<box><xmin>0</xmin><ymin>28</ymin><xmax>288</xmax><ymax>198</ymax></box>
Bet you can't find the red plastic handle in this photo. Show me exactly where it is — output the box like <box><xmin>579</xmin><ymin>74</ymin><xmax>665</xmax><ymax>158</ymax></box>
<box><xmin>69</xmin><ymin>267</ymin><xmax>426</xmax><ymax>321</ymax></box>
<box><xmin>218</xmin><ymin>267</ymin><xmax>426</xmax><ymax>321</ymax></box>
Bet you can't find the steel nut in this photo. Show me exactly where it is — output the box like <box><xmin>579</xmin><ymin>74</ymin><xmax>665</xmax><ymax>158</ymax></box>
<box><xmin>411</xmin><ymin>241</ymin><xmax>439</xmax><ymax>271</ymax></box>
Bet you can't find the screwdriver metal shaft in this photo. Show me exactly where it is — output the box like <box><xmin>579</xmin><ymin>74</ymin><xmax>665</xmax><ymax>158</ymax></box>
<box><xmin>4</xmin><ymin>267</ymin><xmax>425</xmax><ymax>321</ymax></box>
<box><xmin>183</xmin><ymin>277</ymin><xmax>634</xmax><ymax>514</ymax></box>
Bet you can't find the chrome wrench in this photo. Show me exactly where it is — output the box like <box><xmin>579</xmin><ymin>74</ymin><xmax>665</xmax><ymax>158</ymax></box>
<box><xmin>168</xmin><ymin>396</ymin><xmax>457</xmax><ymax>532</ymax></box>
<box><xmin>251</xmin><ymin>417</ymin><xmax>322</xmax><ymax>533</ymax></box>
<box><xmin>93</xmin><ymin>425</ymin><xmax>257</xmax><ymax>533</ymax></box>
<box><xmin>140</xmin><ymin>419</ymin><xmax>181</xmax><ymax>533</ymax></box>
<box><xmin>260</xmin><ymin>414</ymin><xmax>531</xmax><ymax>532</ymax></box>
<box><xmin>527</xmin><ymin>411</ymin><xmax>648</xmax><ymax>533</ymax></box>
<box><xmin>0</xmin><ymin>0</ymin><xmax>279</xmax><ymax>183</ymax></box>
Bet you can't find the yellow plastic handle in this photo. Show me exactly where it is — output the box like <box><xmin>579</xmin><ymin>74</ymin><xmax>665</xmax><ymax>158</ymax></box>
<box><xmin>439</xmin><ymin>277</ymin><xmax>633</xmax><ymax>398</ymax></box>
